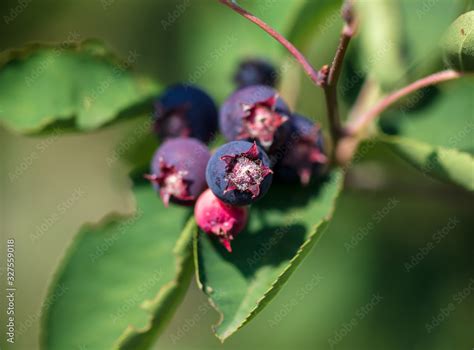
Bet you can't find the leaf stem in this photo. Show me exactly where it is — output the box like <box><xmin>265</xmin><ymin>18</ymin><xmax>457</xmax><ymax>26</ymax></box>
<box><xmin>347</xmin><ymin>69</ymin><xmax>462</xmax><ymax>135</ymax></box>
<box><xmin>218</xmin><ymin>0</ymin><xmax>324</xmax><ymax>86</ymax></box>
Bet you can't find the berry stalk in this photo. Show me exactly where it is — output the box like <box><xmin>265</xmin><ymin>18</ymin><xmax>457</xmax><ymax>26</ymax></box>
<box><xmin>218</xmin><ymin>0</ymin><xmax>324</xmax><ymax>86</ymax></box>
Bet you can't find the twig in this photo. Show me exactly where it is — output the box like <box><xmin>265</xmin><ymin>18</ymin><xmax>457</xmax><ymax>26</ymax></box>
<box><xmin>347</xmin><ymin>69</ymin><xmax>462</xmax><ymax>135</ymax></box>
<box><xmin>218</xmin><ymin>0</ymin><xmax>323</xmax><ymax>86</ymax></box>
<box><xmin>322</xmin><ymin>1</ymin><xmax>358</xmax><ymax>147</ymax></box>
<box><xmin>327</xmin><ymin>21</ymin><xmax>357</xmax><ymax>86</ymax></box>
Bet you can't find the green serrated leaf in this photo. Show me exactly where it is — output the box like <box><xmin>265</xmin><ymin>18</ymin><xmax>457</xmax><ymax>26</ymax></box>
<box><xmin>442</xmin><ymin>11</ymin><xmax>474</xmax><ymax>72</ymax></box>
<box><xmin>117</xmin><ymin>218</ymin><xmax>196</xmax><ymax>350</ymax></box>
<box><xmin>41</xmin><ymin>185</ymin><xmax>195</xmax><ymax>350</ymax></box>
<box><xmin>0</xmin><ymin>40</ymin><xmax>159</xmax><ymax>134</ymax></box>
<box><xmin>380</xmin><ymin>135</ymin><xmax>474</xmax><ymax>191</ymax></box>
<box><xmin>379</xmin><ymin>79</ymin><xmax>474</xmax><ymax>190</ymax></box>
<box><xmin>194</xmin><ymin>170</ymin><xmax>344</xmax><ymax>341</ymax></box>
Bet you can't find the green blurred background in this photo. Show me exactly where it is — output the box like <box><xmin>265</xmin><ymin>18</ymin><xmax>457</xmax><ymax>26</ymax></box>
<box><xmin>0</xmin><ymin>0</ymin><xmax>473</xmax><ymax>349</ymax></box>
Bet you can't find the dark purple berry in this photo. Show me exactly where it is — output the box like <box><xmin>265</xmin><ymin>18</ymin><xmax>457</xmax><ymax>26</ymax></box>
<box><xmin>219</xmin><ymin>85</ymin><xmax>291</xmax><ymax>151</ymax></box>
<box><xmin>146</xmin><ymin>137</ymin><xmax>210</xmax><ymax>206</ymax></box>
<box><xmin>153</xmin><ymin>84</ymin><xmax>218</xmax><ymax>143</ymax></box>
<box><xmin>206</xmin><ymin>141</ymin><xmax>273</xmax><ymax>206</ymax></box>
<box><xmin>274</xmin><ymin>114</ymin><xmax>327</xmax><ymax>185</ymax></box>
<box><xmin>233</xmin><ymin>58</ymin><xmax>278</xmax><ymax>89</ymax></box>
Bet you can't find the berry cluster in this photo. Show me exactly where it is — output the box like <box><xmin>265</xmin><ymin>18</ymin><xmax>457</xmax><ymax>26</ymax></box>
<box><xmin>147</xmin><ymin>58</ymin><xmax>326</xmax><ymax>252</ymax></box>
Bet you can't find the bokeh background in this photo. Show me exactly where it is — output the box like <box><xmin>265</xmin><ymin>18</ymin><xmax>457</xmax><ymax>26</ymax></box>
<box><xmin>0</xmin><ymin>0</ymin><xmax>473</xmax><ymax>349</ymax></box>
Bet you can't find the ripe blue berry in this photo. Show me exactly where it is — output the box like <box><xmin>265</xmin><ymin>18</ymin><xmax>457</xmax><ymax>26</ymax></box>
<box><xmin>274</xmin><ymin>114</ymin><xmax>327</xmax><ymax>185</ymax></box>
<box><xmin>153</xmin><ymin>84</ymin><xmax>218</xmax><ymax>143</ymax></box>
<box><xmin>146</xmin><ymin>137</ymin><xmax>210</xmax><ymax>206</ymax></box>
<box><xmin>233</xmin><ymin>58</ymin><xmax>278</xmax><ymax>89</ymax></box>
<box><xmin>219</xmin><ymin>85</ymin><xmax>291</xmax><ymax>150</ymax></box>
<box><xmin>195</xmin><ymin>189</ymin><xmax>249</xmax><ymax>252</ymax></box>
<box><xmin>206</xmin><ymin>141</ymin><xmax>273</xmax><ymax>206</ymax></box>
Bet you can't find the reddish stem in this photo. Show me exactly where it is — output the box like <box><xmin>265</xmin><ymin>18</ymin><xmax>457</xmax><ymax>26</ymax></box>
<box><xmin>347</xmin><ymin>70</ymin><xmax>462</xmax><ymax>135</ymax></box>
<box><xmin>218</xmin><ymin>0</ymin><xmax>323</xmax><ymax>86</ymax></box>
<box><xmin>323</xmin><ymin>16</ymin><xmax>358</xmax><ymax>146</ymax></box>
<box><xmin>327</xmin><ymin>23</ymin><xmax>356</xmax><ymax>87</ymax></box>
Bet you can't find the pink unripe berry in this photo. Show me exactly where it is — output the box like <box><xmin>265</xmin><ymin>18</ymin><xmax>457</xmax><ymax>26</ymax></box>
<box><xmin>194</xmin><ymin>189</ymin><xmax>249</xmax><ymax>252</ymax></box>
